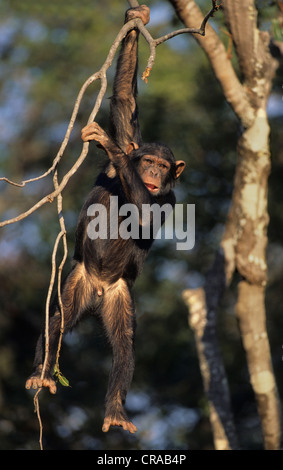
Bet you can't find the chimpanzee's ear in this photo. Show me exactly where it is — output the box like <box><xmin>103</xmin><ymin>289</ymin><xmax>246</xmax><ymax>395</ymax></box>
<box><xmin>126</xmin><ymin>141</ymin><xmax>139</xmax><ymax>155</ymax></box>
<box><xmin>175</xmin><ymin>161</ymin><xmax>186</xmax><ymax>179</ymax></box>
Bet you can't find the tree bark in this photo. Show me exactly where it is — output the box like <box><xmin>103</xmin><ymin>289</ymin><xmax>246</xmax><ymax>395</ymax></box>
<box><xmin>170</xmin><ymin>0</ymin><xmax>281</xmax><ymax>449</ymax></box>
<box><xmin>231</xmin><ymin>110</ymin><xmax>281</xmax><ymax>449</ymax></box>
<box><xmin>183</xmin><ymin>251</ymin><xmax>239</xmax><ymax>450</ymax></box>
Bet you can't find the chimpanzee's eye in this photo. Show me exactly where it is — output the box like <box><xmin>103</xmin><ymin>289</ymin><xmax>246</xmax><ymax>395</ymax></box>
<box><xmin>159</xmin><ymin>163</ymin><xmax>169</xmax><ymax>171</ymax></box>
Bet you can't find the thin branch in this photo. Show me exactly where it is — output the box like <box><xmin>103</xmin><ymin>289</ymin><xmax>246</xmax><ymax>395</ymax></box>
<box><xmin>139</xmin><ymin>0</ymin><xmax>220</xmax><ymax>80</ymax></box>
<box><xmin>155</xmin><ymin>0</ymin><xmax>221</xmax><ymax>45</ymax></box>
<box><xmin>40</xmin><ymin>229</ymin><xmax>65</xmax><ymax>382</ymax></box>
<box><xmin>33</xmin><ymin>227</ymin><xmax>65</xmax><ymax>451</ymax></box>
<box><xmin>33</xmin><ymin>389</ymin><xmax>44</xmax><ymax>450</ymax></box>
<box><xmin>0</xmin><ymin>21</ymin><xmax>128</xmax><ymax>225</ymax></box>
<box><xmin>0</xmin><ymin>17</ymin><xmax>138</xmax><ymax>197</ymax></box>
<box><xmin>0</xmin><ymin>177</ymin><xmax>25</xmax><ymax>187</ymax></box>
<box><xmin>32</xmin><ymin>173</ymin><xmax>68</xmax><ymax>451</ymax></box>
<box><xmin>0</xmin><ymin>1</ymin><xmax>218</xmax><ymax>203</ymax></box>
<box><xmin>53</xmin><ymin>171</ymin><xmax>68</xmax><ymax>372</ymax></box>
<box><xmin>0</xmin><ymin>72</ymin><xmax>98</xmax><ymax>190</ymax></box>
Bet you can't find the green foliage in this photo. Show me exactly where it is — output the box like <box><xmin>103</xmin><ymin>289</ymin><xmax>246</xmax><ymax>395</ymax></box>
<box><xmin>53</xmin><ymin>364</ymin><xmax>71</xmax><ymax>388</ymax></box>
<box><xmin>272</xmin><ymin>17</ymin><xmax>283</xmax><ymax>41</ymax></box>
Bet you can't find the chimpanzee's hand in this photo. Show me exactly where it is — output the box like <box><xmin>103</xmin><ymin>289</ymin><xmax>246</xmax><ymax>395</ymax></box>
<box><xmin>81</xmin><ymin>122</ymin><xmax>111</xmax><ymax>149</ymax></box>
<box><xmin>125</xmin><ymin>5</ymin><xmax>150</xmax><ymax>26</ymax></box>
<box><xmin>81</xmin><ymin>122</ymin><xmax>124</xmax><ymax>162</ymax></box>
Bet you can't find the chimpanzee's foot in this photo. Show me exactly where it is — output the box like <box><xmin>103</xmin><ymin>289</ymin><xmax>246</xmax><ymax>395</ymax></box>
<box><xmin>25</xmin><ymin>368</ymin><xmax>57</xmax><ymax>395</ymax></box>
<box><xmin>102</xmin><ymin>414</ymin><xmax>137</xmax><ymax>434</ymax></box>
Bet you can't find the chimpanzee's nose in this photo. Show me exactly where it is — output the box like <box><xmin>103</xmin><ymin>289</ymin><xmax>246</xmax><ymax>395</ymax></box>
<box><xmin>150</xmin><ymin>167</ymin><xmax>158</xmax><ymax>176</ymax></box>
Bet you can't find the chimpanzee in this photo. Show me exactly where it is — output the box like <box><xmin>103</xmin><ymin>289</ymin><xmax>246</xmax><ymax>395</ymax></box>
<box><xmin>26</xmin><ymin>5</ymin><xmax>185</xmax><ymax>434</ymax></box>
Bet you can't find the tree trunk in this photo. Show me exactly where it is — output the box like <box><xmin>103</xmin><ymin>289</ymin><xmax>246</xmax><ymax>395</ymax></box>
<box><xmin>183</xmin><ymin>251</ymin><xmax>239</xmax><ymax>450</ymax></box>
<box><xmin>170</xmin><ymin>0</ymin><xmax>281</xmax><ymax>449</ymax></box>
<box><xmin>232</xmin><ymin>112</ymin><xmax>281</xmax><ymax>449</ymax></box>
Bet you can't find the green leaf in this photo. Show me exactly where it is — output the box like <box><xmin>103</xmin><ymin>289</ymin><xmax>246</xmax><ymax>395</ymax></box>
<box><xmin>53</xmin><ymin>365</ymin><xmax>71</xmax><ymax>387</ymax></box>
<box><xmin>272</xmin><ymin>19</ymin><xmax>283</xmax><ymax>41</ymax></box>
<box><xmin>58</xmin><ymin>374</ymin><xmax>70</xmax><ymax>387</ymax></box>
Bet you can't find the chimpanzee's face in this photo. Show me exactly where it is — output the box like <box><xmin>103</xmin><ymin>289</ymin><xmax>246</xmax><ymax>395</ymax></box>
<box><xmin>137</xmin><ymin>154</ymin><xmax>171</xmax><ymax>194</ymax></box>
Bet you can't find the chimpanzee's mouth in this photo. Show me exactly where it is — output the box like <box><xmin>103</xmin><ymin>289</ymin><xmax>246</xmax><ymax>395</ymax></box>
<box><xmin>144</xmin><ymin>183</ymin><xmax>159</xmax><ymax>193</ymax></box>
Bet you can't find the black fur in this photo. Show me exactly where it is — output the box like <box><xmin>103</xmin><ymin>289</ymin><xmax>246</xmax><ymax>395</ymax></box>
<box><xmin>26</xmin><ymin>8</ymin><xmax>180</xmax><ymax>433</ymax></box>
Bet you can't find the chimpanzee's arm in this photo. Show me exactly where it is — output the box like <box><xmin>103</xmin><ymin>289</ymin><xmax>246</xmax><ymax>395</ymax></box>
<box><xmin>109</xmin><ymin>6</ymin><xmax>150</xmax><ymax>151</ymax></box>
<box><xmin>82</xmin><ymin>122</ymin><xmax>152</xmax><ymax>208</ymax></box>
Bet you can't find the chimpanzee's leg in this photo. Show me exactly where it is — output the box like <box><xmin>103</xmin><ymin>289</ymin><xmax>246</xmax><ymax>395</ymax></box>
<box><xmin>101</xmin><ymin>279</ymin><xmax>137</xmax><ymax>434</ymax></box>
<box><xmin>25</xmin><ymin>262</ymin><xmax>99</xmax><ymax>394</ymax></box>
